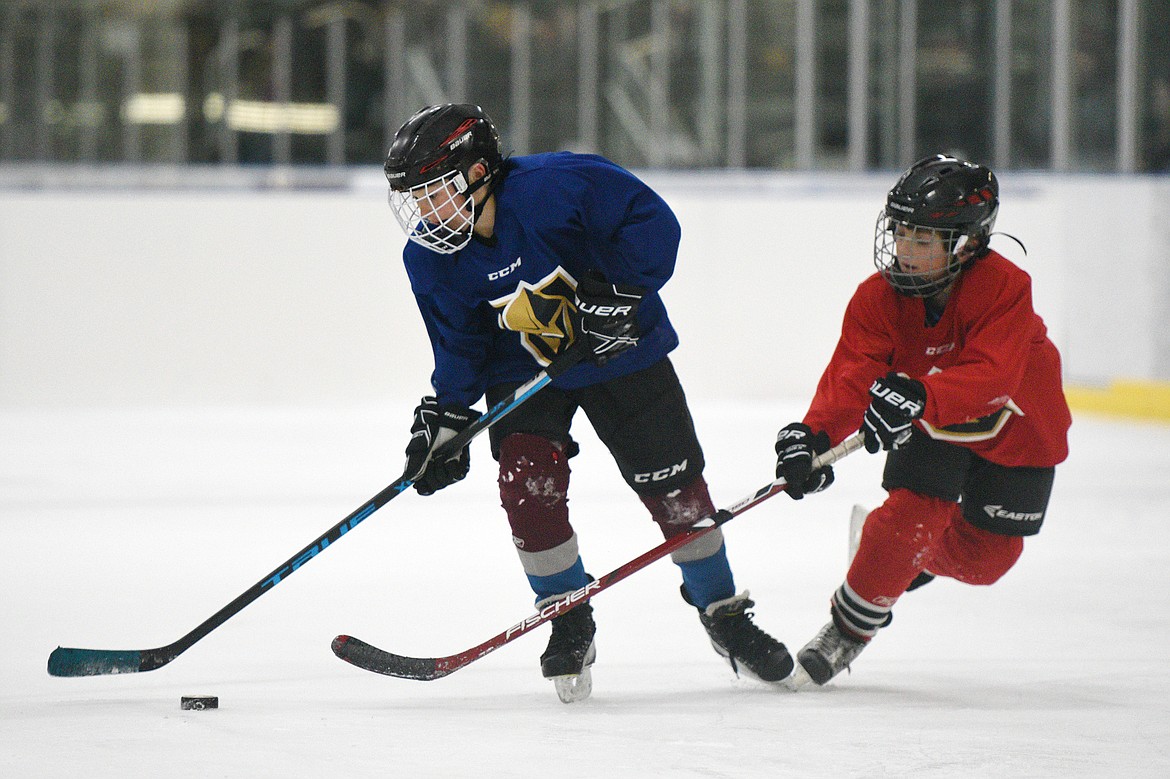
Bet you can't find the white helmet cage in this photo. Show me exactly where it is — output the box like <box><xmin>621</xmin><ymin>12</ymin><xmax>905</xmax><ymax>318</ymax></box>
<box><xmin>388</xmin><ymin>169</ymin><xmax>477</xmax><ymax>255</ymax></box>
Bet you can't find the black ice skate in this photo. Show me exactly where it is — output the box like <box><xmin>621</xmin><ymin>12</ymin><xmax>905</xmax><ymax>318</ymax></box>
<box><xmin>792</xmin><ymin>619</ymin><xmax>867</xmax><ymax>687</ymax></box>
<box><xmin>539</xmin><ymin>598</ymin><xmax>596</xmax><ymax>704</ymax></box>
<box><xmin>683</xmin><ymin>587</ymin><xmax>794</xmax><ymax>683</ymax></box>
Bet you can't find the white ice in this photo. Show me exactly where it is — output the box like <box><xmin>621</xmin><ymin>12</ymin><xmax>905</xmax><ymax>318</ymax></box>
<box><xmin>2</xmin><ymin>402</ymin><xmax>1168</xmax><ymax>777</ymax></box>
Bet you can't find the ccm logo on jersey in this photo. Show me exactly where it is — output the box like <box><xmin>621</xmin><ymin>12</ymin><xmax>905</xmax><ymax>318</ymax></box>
<box><xmin>926</xmin><ymin>342</ymin><xmax>955</xmax><ymax>356</ymax></box>
<box><xmin>982</xmin><ymin>505</ymin><xmax>1043</xmax><ymax>523</ymax></box>
<box><xmin>634</xmin><ymin>460</ymin><xmax>688</xmax><ymax>483</ymax></box>
<box><xmin>869</xmin><ymin>380</ymin><xmax>924</xmax><ymax>417</ymax></box>
<box><xmin>489</xmin><ymin>257</ymin><xmax>522</xmax><ymax>280</ymax></box>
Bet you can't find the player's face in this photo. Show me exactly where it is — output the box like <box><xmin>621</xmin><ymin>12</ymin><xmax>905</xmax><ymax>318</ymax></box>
<box><xmin>893</xmin><ymin>224</ymin><xmax>950</xmax><ymax>280</ymax></box>
<box><xmin>411</xmin><ymin>177</ymin><xmax>472</xmax><ymax>226</ymax></box>
<box><xmin>388</xmin><ymin>163</ymin><xmax>490</xmax><ymax>254</ymax></box>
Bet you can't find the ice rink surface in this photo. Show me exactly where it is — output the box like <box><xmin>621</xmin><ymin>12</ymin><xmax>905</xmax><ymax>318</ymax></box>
<box><xmin>2</xmin><ymin>401</ymin><xmax>1168</xmax><ymax>777</ymax></box>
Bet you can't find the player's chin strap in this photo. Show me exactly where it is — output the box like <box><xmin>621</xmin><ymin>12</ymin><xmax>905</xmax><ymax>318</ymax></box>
<box><xmin>989</xmin><ymin>231</ymin><xmax>1028</xmax><ymax>255</ymax></box>
<box><xmin>956</xmin><ymin>231</ymin><xmax>1026</xmax><ymax>270</ymax></box>
<box><xmin>467</xmin><ymin>155</ymin><xmax>510</xmax><ymax>221</ymax></box>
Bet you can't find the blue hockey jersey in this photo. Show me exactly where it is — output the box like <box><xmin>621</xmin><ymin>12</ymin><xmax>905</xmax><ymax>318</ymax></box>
<box><xmin>402</xmin><ymin>152</ymin><xmax>682</xmax><ymax>407</ymax></box>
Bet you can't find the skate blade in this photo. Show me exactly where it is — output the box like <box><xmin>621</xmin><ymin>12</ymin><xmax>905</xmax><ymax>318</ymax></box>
<box><xmin>848</xmin><ymin>504</ymin><xmax>869</xmax><ymax>565</ymax></box>
<box><xmin>551</xmin><ymin>666</ymin><xmax>593</xmax><ymax>703</ymax></box>
<box><xmin>783</xmin><ymin>664</ymin><xmax>816</xmax><ymax>691</ymax></box>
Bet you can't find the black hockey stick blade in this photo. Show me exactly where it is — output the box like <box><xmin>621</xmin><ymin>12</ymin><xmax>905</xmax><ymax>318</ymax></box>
<box><xmin>332</xmin><ymin>636</ymin><xmax>448</xmax><ymax>680</ymax></box>
<box><xmin>331</xmin><ymin>434</ymin><xmax>865</xmax><ymax>681</ymax></box>
<box><xmin>48</xmin><ymin>348</ymin><xmax>588</xmax><ymax>678</ymax></box>
<box><xmin>47</xmin><ymin>647</ymin><xmax>165</xmax><ymax>677</ymax></box>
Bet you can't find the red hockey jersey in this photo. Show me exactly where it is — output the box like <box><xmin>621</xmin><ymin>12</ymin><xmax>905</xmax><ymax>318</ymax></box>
<box><xmin>803</xmin><ymin>251</ymin><xmax>1071</xmax><ymax>468</ymax></box>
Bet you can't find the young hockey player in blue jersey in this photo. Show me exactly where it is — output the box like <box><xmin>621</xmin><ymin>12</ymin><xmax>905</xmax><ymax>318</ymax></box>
<box><xmin>384</xmin><ymin>103</ymin><xmax>792</xmax><ymax>701</ymax></box>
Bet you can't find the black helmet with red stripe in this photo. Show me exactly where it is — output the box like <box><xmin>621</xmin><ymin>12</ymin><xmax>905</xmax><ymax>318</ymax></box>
<box><xmin>384</xmin><ymin>103</ymin><xmax>502</xmax><ymax>192</ymax></box>
<box><xmin>885</xmin><ymin>154</ymin><xmax>999</xmax><ymax>239</ymax></box>
<box><xmin>384</xmin><ymin>104</ymin><xmax>504</xmax><ymax>254</ymax></box>
<box><xmin>874</xmin><ymin>154</ymin><xmax>1000</xmax><ymax>297</ymax></box>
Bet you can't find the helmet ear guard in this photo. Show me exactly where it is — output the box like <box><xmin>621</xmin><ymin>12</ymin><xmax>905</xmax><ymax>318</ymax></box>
<box><xmin>955</xmin><ymin>233</ymin><xmax>990</xmax><ymax>259</ymax></box>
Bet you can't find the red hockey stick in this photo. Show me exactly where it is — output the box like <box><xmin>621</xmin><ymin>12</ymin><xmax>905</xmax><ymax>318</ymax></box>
<box><xmin>332</xmin><ymin>433</ymin><xmax>865</xmax><ymax>679</ymax></box>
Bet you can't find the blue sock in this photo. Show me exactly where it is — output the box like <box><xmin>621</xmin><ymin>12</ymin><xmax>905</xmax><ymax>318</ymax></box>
<box><xmin>527</xmin><ymin>556</ymin><xmax>590</xmax><ymax>604</ymax></box>
<box><xmin>677</xmin><ymin>544</ymin><xmax>735</xmax><ymax>610</ymax></box>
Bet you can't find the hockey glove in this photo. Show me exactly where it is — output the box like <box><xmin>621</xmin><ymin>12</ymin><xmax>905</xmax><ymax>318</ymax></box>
<box><xmin>775</xmin><ymin>422</ymin><xmax>835</xmax><ymax>500</ymax></box>
<box><xmin>861</xmin><ymin>372</ymin><xmax>926</xmax><ymax>453</ymax></box>
<box><xmin>404</xmin><ymin>396</ymin><xmax>482</xmax><ymax>496</ymax></box>
<box><xmin>573</xmin><ymin>271</ymin><xmax>646</xmax><ymax>365</ymax></box>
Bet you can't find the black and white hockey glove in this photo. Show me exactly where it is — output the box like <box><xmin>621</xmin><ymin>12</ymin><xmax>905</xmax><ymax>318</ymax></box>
<box><xmin>861</xmin><ymin>372</ymin><xmax>926</xmax><ymax>453</ymax></box>
<box><xmin>573</xmin><ymin>272</ymin><xmax>646</xmax><ymax>365</ymax></box>
<box><xmin>404</xmin><ymin>396</ymin><xmax>482</xmax><ymax>496</ymax></box>
<box><xmin>775</xmin><ymin>422</ymin><xmax>835</xmax><ymax>500</ymax></box>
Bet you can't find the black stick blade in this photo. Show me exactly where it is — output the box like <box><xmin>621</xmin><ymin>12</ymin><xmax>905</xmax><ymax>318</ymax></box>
<box><xmin>48</xmin><ymin>647</ymin><xmax>143</xmax><ymax>677</ymax></box>
<box><xmin>331</xmin><ymin>635</ymin><xmax>445</xmax><ymax>681</ymax></box>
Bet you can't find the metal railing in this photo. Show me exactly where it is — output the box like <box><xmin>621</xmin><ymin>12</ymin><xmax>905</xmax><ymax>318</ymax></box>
<box><xmin>0</xmin><ymin>0</ymin><xmax>1166</xmax><ymax>173</ymax></box>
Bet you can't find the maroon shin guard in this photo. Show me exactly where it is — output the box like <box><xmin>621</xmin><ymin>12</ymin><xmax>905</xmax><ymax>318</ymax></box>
<box><xmin>498</xmin><ymin>433</ymin><xmax>573</xmax><ymax>553</ymax></box>
<box><xmin>639</xmin><ymin>476</ymin><xmax>717</xmax><ymax>540</ymax></box>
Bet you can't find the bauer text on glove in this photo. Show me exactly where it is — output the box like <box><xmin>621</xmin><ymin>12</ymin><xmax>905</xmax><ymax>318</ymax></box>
<box><xmin>861</xmin><ymin>373</ymin><xmax>926</xmax><ymax>453</ymax></box>
<box><xmin>573</xmin><ymin>272</ymin><xmax>646</xmax><ymax>365</ymax></box>
<box><xmin>404</xmin><ymin>396</ymin><xmax>482</xmax><ymax>495</ymax></box>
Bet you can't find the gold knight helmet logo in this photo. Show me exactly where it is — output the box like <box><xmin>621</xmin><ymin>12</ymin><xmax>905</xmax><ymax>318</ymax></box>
<box><xmin>490</xmin><ymin>267</ymin><xmax>580</xmax><ymax>365</ymax></box>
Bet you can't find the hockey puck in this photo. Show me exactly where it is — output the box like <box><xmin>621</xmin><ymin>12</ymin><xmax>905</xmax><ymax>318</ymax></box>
<box><xmin>180</xmin><ymin>696</ymin><xmax>219</xmax><ymax>711</ymax></box>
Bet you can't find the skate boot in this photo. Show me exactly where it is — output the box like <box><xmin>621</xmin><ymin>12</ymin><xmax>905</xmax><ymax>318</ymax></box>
<box><xmin>539</xmin><ymin>598</ymin><xmax>596</xmax><ymax>703</ymax></box>
<box><xmin>683</xmin><ymin>587</ymin><xmax>794</xmax><ymax>682</ymax></box>
<box><xmin>793</xmin><ymin>619</ymin><xmax>867</xmax><ymax>687</ymax></box>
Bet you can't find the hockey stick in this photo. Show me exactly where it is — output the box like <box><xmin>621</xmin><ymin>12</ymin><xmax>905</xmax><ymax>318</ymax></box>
<box><xmin>331</xmin><ymin>432</ymin><xmax>865</xmax><ymax>680</ymax></box>
<box><xmin>47</xmin><ymin>346</ymin><xmax>587</xmax><ymax>678</ymax></box>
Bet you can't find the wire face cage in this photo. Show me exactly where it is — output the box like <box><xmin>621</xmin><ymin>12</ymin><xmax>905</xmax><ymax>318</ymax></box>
<box><xmin>388</xmin><ymin>170</ymin><xmax>475</xmax><ymax>254</ymax></box>
<box><xmin>873</xmin><ymin>213</ymin><xmax>969</xmax><ymax>298</ymax></box>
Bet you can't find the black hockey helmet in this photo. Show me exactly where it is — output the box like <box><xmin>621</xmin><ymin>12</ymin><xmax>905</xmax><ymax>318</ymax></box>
<box><xmin>874</xmin><ymin>154</ymin><xmax>999</xmax><ymax>297</ymax></box>
<box><xmin>384</xmin><ymin>104</ymin><xmax>504</xmax><ymax>254</ymax></box>
<box><xmin>384</xmin><ymin>103</ymin><xmax>502</xmax><ymax>192</ymax></box>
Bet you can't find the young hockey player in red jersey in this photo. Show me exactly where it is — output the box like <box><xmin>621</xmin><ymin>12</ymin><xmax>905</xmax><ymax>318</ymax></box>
<box><xmin>384</xmin><ymin>104</ymin><xmax>792</xmax><ymax>701</ymax></box>
<box><xmin>773</xmin><ymin>154</ymin><xmax>1072</xmax><ymax>686</ymax></box>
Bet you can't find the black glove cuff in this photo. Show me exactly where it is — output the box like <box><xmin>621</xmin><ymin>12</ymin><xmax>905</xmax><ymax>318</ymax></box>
<box><xmin>436</xmin><ymin>404</ymin><xmax>481</xmax><ymax>431</ymax></box>
<box><xmin>809</xmin><ymin>429</ymin><xmax>832</xmax><ymax>455</ymax></box>
<box><xmin>575</xmin><ymin>270</ymin><xmax>647</xmax><ymax>303</ymax></box>
<box><xmin>775</xmin><ymin>423</ymin><xmax>831</xmax><ymax>456</ymax></box>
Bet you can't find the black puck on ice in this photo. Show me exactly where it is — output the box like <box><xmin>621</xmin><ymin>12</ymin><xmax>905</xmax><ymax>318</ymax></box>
<box><xmin>180</xmin><ymin>696</ymin><xmax>219</xmax><ymax>711</ymax></box>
